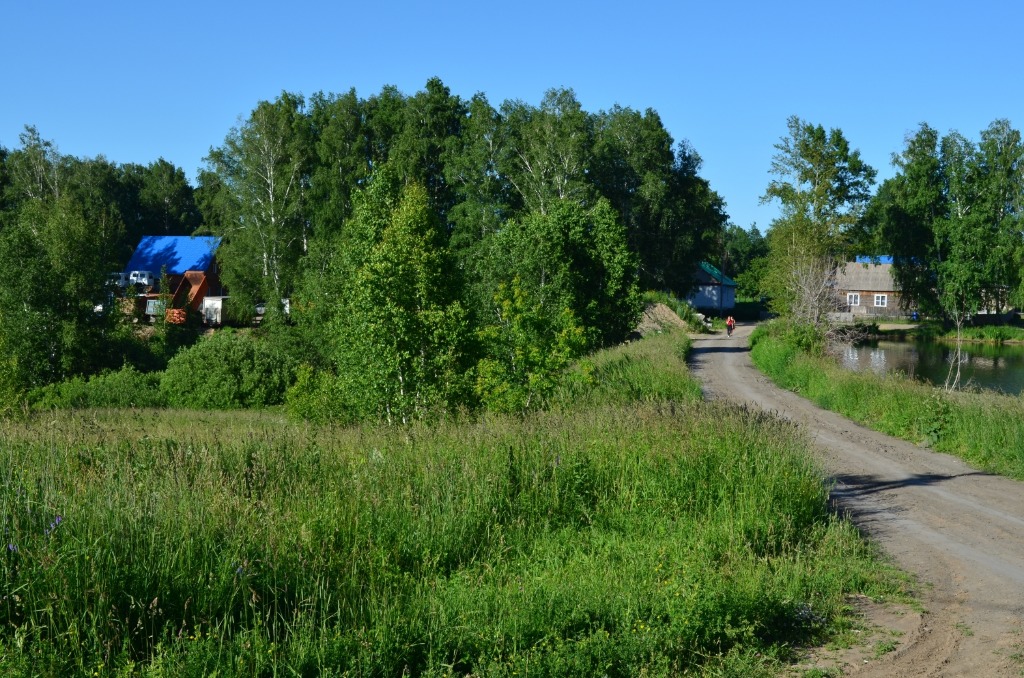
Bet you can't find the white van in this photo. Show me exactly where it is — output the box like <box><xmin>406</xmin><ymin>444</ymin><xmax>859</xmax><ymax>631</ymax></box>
<box><xmin>129</xmin><ymin>270</ymin><xmax>156</xmax><ymax>287</ymax></box>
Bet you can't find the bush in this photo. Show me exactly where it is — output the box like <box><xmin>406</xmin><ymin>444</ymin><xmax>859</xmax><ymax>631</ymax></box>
<box><xmin>284</xmin><ymin>363</ymin><xmax>345</xmax><ymax>423</ymax></box>
<box><xmin>28</xmin><ymin>366</ymin><xmax>165</xmax><ymax>409</ymax></box>
<box><xmin>160</xmin><ymin>330</ymin><xmax>296</xmax><ymax>409</ymax></box>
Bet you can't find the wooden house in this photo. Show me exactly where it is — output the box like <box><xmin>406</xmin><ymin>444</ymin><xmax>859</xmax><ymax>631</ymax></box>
<box><xmin>835</xmin><ymin>256</ymin><xmax>909</xmax><ymax>318</ymax></box>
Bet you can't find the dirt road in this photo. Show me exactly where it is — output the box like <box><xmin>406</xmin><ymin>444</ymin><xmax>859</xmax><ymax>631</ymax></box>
<box><xmin>689</xmin><ymin>323</ymin><xmax>1024</xmax><ymax>677</ymax></box>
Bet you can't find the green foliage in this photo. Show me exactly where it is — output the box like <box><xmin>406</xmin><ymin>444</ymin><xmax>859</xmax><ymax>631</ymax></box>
<box><xmin>203</xmin><ymin>92</ymin><xmax>312</xmax><ymax>316</ymax></box>
<box><xmin>160</xmin><ymin>329</ymin><xmax>296</xmax><ymax>409</ymax></box>
<box><xmin>716</xmin><ymin>223</ymin><xmax>769</xmax><ymax>297</ymax></box>
<box><xmin>294</xmin><ymin>171</ymin><xmax>474</xmax><ymax>424</ymax></box>
<box><xmin>8</xmin><ymin>83</ymin><xmax>732</xmax><ymax>410</ymax></box>
<box><xmin>0</xmin><ymin>191</ymin><xmax>120</xmax><ymax>391</ymax></box>
<box><xmin>0</xmin><ymin>127</ymin><xmax>206</xmax><ymax>398</ymax></box>
<box><xmin>759</xmin><ymin>116</ymin><xmax>876</xmax><ymax>321</ymax></box>
<box><xmin>479</xmin><ymin>198</ymin><xmax>644</xmax><ymax>350</ymax></box>
<box><xmin>590</xmin><ymin>107</ymin><xmax>728</xmax><ymax>293</ymax></box>
<box><xmin>869</xmin><ymin>120</ymin><xmax>1024</xmax><ymax>318</ymax></box>
<box><xmin>0</xmin><ymin>334</ymin><xmax>909</xmax><ymax>675</ymax></box>
<box><xmin>27</xmin><ymin>366</ymin><xmax>164</xmax><ymax>409</ymax></box>
<box><xmin>475</xmin><ymin>278</ymin><xmax>587</xmax><ymax>413</ymax></box>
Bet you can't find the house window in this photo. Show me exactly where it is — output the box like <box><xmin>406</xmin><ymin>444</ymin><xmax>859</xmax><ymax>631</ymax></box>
<box><xmin>847</xmin><ymin>293</ymin><xmax>860</xmax><ymax>307</ymax></box>
<box><xmin>144</xmin><ymin>299</ymin><xmax>166</xmax><ymax>316</ymax></box>
<box><xmin>874</xmin><ymin>294</ymin><xmax>888</xmax><ymax>308</ymax></box>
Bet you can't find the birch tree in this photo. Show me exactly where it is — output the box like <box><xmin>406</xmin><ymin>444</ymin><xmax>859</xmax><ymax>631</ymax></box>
<box><xmin>498</xmin><ymin>89</ymin><xmax>594</xmax><ymax>215</ymax></box>
<box><xmin>760</xmin><ymin>116</ymin><xmax>876</xmax><ymax>323</ymax></box>
<box><xmin>205</xmin><ymin>92</ymin><xmax>311</xmax><ymax>320</ymax></box>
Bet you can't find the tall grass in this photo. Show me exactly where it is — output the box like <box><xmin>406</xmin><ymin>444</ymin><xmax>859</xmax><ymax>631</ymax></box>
<box><xmin>1</xmin><ymin>330</ymin><xmax>907</xmax><ymax>676</ymax></box>
<box><xmin>549</xmin><ymin>329</ymin><xmax>703</xmax><ymax>408</ymax></box>
<box><xmin>750</xmin><ymin>322</ymin><xmax>1024</xmax><ymax>480</ymax></box>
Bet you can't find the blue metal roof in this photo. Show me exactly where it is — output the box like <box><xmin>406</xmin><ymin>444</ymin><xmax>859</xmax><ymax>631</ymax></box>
<box><xmin>855</xmin><ymin>255</ymin><xmax>894</xmax><ymax>265</ymax></box>
<box><xmin>125</xmin><ymin>236</ymin><xmax>221</xmax><ymax>276</ymax></box>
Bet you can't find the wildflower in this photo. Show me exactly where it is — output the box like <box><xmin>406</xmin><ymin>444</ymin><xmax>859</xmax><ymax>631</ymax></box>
<box><xmin>5</xmin><ymin>543</ymin><xmax>16</xmax><ymax>553</ymax></box>
<box><xmin>45</xmin><ymin>515</ymin><xmax>63</xmax><ymax>537</ymax></box>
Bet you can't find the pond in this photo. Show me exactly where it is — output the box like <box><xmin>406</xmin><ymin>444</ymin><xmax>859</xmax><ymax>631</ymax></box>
<box><xmin>839</xmin><ymin>339</ymin><xmax>1024</xmax><ymax>396</ymax></box>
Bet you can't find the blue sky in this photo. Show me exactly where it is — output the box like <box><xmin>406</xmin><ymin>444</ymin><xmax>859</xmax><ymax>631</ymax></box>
<box><xmin>2</xmin><ymin>0</ymin><xmax>1021</xmax><ymax>233</ymax></box>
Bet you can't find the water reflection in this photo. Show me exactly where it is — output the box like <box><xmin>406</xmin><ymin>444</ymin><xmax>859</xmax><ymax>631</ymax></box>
<box><xmin>840</xmin><ymin>340</ymin><xmax>1024</xmax><ymax>395</ymax></box>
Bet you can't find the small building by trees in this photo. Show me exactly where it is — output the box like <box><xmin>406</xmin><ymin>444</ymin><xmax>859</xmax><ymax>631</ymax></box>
<box><xmin>834</xmin><ymin>256</ymin><xmax>908</xmax><ymax>319</ymax></box>
<box><xmin>687</xmin><ymin>261</ymin><xmax>736</xmax><ymax>314</ymax></box>
<box><xmin>123</xmin><ymin>235</ymin><xmax>223</xmax><ymax>323</ymax></box>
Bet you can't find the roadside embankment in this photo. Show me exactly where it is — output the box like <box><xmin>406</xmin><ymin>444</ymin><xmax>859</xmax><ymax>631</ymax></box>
<box><xmin>749</xmin><ymin>322</ymin><xmax>1024</xmax><ymax>480</ymax></box>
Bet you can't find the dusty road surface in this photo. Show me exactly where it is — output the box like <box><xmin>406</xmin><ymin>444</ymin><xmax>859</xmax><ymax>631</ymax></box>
<box><xmin>689</xmin><ymin>323</ymin><xmax>1024</xmax><ymax>677</ymax></box>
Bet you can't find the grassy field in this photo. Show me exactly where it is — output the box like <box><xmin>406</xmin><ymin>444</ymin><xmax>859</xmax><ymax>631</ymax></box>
<box><xmin>1</xmin><ymin>330</ymin><xmax>909</xmax><ymax>676</ymax></box>
<box><xmin>750</xmin><ymin>323</ymin><xmax>1024</xmax><ymax>480</ymax></box>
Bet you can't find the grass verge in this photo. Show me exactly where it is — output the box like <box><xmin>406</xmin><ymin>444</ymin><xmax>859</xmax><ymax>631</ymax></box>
<box><xmin>1</xmin><ymin>329</ymin><xmax>909</xmax><ymax>676</ymax></box>
<box><xmin>749</xmin><ymin>321</ymin><xmax>1024</xmax><ymax>480</ymax></box>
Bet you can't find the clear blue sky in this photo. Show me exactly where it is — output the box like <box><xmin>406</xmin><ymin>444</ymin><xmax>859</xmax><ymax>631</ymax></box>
<box><xmin>2</xmin><ymin>0</ymin><xmax>1020</xmax><ymax>233</ymax></box>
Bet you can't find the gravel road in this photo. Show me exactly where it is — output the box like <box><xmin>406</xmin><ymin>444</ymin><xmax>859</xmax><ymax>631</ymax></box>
<box><xmin>688</xmin><ymin>323</ymin><xmax>1024</xmax><ymax>677</ymax></box>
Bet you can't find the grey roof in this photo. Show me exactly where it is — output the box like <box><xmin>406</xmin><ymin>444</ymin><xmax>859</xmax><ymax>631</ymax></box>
<box><xmin>835</xmin><ymin>262</ymin><xmax>897</xmax><ymax>292</ymax></box>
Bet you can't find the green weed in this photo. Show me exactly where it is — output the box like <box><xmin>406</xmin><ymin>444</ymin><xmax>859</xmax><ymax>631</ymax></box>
<box><xmin>0</xmin><ymin>332</ymin><xmax>909</xmax><ymax>676</ymax></box>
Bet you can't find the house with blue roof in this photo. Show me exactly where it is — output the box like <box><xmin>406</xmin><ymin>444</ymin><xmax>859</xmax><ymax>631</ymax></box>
<box><xmin>124</xmin><ymin>235</ymin><xmax>223</xmax><ymax>323</ymax></box>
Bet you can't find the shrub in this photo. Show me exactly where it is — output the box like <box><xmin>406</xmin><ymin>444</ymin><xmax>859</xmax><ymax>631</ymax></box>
<box><xmin>284</xmin><ymin>363</ymin><xmax>344</xmax><ymax>423</ymax></box>
<box><xmin>28</xmin><ymin>366</ymin><xmax>165</xmax><ymax>409</ymax></box>
<box><xmin>160</xmin><ymin>330</ymin><xmax>296</xmax><ymax>409</ymax></box>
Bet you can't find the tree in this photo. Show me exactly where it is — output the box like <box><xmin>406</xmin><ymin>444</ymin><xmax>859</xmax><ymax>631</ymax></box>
<box><xmin>389</xmin><ymin>77</ymin><xmax>466</xmax><ymax>223</ymax></box>
<box><xmin>307</xmin><ymin>88</ymin><xmax>371</xmax><ymax>237</ymax></box>
<box><xmin>0</xmin><ymin>196</ymin><xmax>119</xmax><ymax>391</ymax></box>
<box><xmin>363</xmin><ymin>85</ymin><xmax>406</xmax><ymax>171</ymax></box>
<box><xmin>299</xmin><ymin>169</ymin><xmax>473</xmax><ymax>424</ymax></box>
<box><xmin>868</xmin><ymin>120</ymin><xmax>1024</xmax><ymax>389</ymax></box>
<box><xmin>477</xmin><ymin>198</ymin><xmax>642</xmax><ymax>350</ymax></box>
<box><xmin>5</xmin><ymin>125</ymin><xmax>68</xmax><ymax>203</ymax></box>
<box><xmin>760</xmin><ymin>116</ymin><xmax>876</xmax><ymax>323</ymax></box>
<box><xmin>137</xmin><ymin>158</ymin><xmax>201</xmax><ymax>236</ymax></box>
<box><xmin>498</xmin><ymin>89</ymin><xmax>594</xmax><ymax>216</ymax></box>
<box><xmin>719</xmin><ymin>223</ymin><xmax>768</xmax><ymax>298</ymax></box>
<box><xmin>591</xmin><ymin>107</ymin><xmax>727</xmax><ymax>293</ymax></box>
<box><xmin>867</xmin><ymin>124</ymin><xmax>946</xmax><ymax>315</ymax></box>
<box><xmin>474</xmin><ymin>277</ymin><xmax>586</xmax><ymax>413</ymax></box>
<box><xmin>974</xmin><ymin>120</ymin><xmax>1024</xmax><ymax>309</ymax></box>
<box><xmin>446</xmin><ymin>92</ymin><xmax>512</xmax><ymax>253</ymax></box>
<box><xmin>204</xmin><ymin>92</ymin><xmax>312</xmax><ymax>321</ymax></box>
<box><xmin>465</xmin><ymin>198</ymin><xmax>640</xmax><ymax>412</ymax></box>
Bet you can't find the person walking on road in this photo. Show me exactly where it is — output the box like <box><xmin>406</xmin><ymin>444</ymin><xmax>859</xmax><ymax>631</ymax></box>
<box><xmin>725</xmin><ymin>315</ymin><xmax>736</xmax><ymax>337</ymax></box>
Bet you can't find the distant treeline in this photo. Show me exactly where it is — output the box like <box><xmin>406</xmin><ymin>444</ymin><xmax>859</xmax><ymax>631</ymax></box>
<box><xmin>0</xmin><ymin>78</ymin><xmax>730</xmax><ymax>421</ymax></box>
